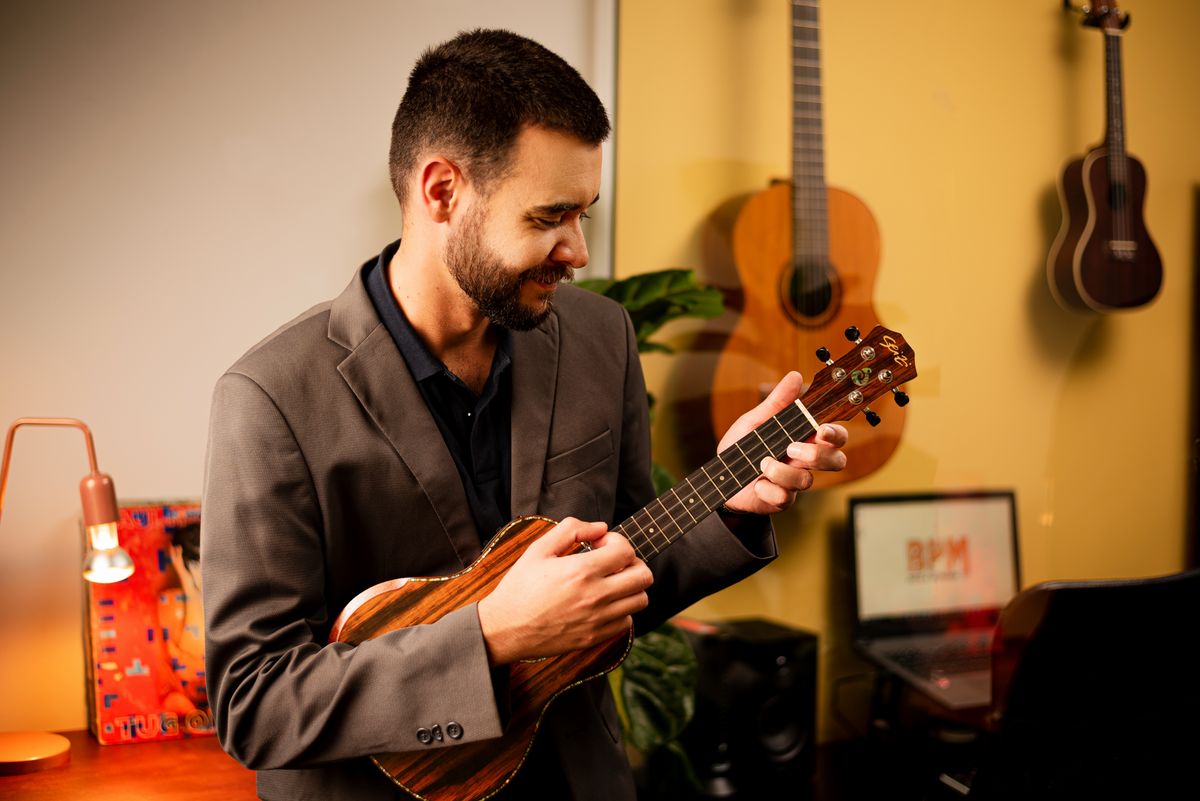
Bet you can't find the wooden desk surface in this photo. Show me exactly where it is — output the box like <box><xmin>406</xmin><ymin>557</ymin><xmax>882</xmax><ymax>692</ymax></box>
<box><xmin>0</xmin><ymin>730</ymin><xmax>256</xmax><ymax>800</ymax></box>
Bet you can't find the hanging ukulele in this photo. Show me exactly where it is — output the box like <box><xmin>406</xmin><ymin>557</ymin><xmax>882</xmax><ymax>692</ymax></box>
<box><xmin>710</xmin><ymin>0</ymin><xmax>905</xmax><ymax>488</ymax></box>
<box><xmin>1047</xmin><ymin>0</ymin><xmax>1162</xmax><ymax>312</ymax></box>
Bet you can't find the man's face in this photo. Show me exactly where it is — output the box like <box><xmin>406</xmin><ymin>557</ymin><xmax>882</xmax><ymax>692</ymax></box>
<box><xmin>444</xmin><ymin>126</ymin><xmax>602</xmax><ymax>330</ymax></box>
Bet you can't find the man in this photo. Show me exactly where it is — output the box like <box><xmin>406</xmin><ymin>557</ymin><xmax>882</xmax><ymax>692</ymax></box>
<box><xmin>202</xmin><ymin>28</ymin><xmax>848</xmax><ymax>801</ymax></box>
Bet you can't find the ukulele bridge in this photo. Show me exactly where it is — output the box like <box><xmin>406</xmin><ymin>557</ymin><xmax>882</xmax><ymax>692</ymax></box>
<box><xmin>1107</xmin><ymin>240</ymin><xmax>1138</xmax><ymax>262</ymax></box>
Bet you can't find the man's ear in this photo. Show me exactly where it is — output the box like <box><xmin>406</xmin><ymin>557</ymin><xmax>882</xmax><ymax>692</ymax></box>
<box><xmin>415</xmin><ymin>156</ymin><xmax>463</xmax><ymax>223</ymax></box>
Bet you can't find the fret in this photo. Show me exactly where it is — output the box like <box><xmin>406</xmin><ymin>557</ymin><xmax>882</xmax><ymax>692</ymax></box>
<box><xmin>625</xmin><ymin>515</ymin><xmax>660</xmax><ymax>557</ymax></box>
<box><xmin>771</xmin><ymin>414</ymin><xmax>797</xmax><ymax>443</ymax></box>
<box><xmin>635</xmin><ymin>507</ymin><xmax>668</xmax><ymax>551</ymax></box>
<box><xmin>672</xmin><ymin>487</ymin><xmax>701</xmax><ymax>524</ymax></box>
<box><xmin>699</xmin><ymin>463</ymin><xmax>733</xmax><ymax>500</ymax></box>
<box><xmin>682</xmin><ymin>476</ymin><xmax>715</xmax><ymax>516</ymax></box>
<box><xmin>656</xmin><ymin>494</ymin><xmax>685</xmax><ymax>536</ymax></box>
<box><xmin>751</xmin><ymin>427</ymin><xmax>771</xmax><ymax>454</ymax></box>
<box><xmin>732</xmin><ymin>441</ymin><xmax>759</xmax><ymax>475</ymax></box>
<box><xmin>637</xmin><ymin>505</ymin><xmax>671</xmax><ymax>550</ymax></box>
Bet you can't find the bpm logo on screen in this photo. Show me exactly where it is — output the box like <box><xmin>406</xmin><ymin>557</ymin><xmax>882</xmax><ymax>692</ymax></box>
<box><xmin>906</xmin><ymin>536</ymin><xmax>970</xmax><ymax>581</ymax></box>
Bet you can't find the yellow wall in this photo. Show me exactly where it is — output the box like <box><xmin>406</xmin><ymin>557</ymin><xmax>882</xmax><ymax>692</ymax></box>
<box><xmin>616</xmin><ymin>0</ymin><xmax>1198</xmax><ymax>740</ymax></box>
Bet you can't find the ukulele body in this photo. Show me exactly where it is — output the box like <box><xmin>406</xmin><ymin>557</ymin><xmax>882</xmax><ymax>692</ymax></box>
<box><xmin>330</xmin><ymin>514</ymin><xmax>632</xmax><ymax>801</ymax></box>
<box><xmin>1048</xmin><ymin>146</ymin><xmax>1161</xmax><ymax>312</ymax></box>
<box><xmin>711</xmin><ymin>181</ymin><xmax>905</xmax><ymax>488</ymax></box>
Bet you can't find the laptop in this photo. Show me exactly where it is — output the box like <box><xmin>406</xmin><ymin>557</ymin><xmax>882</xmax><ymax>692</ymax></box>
<box><xmin>849</xmin><ymin>491</ymin><xmax>1020</xmax><ymax>710</ymax></box>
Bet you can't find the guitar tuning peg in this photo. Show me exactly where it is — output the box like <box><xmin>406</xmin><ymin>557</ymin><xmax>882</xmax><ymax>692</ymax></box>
<box><xmin>815</xmin><ymin>346</ymin><xmax>831</xmax><ymax>363</ymax></box>
<box><xmin>865</xmin><ymin>409</ymin><xmax>881</xmax><ymax>427</ymax></box>
<box><xmin>892</xmin><ymin>388</ymin><xmax>910</xmax><ymax>407</ymax></box>
<box><xmin>844</xmin><ymin>325</ymin><xmax>861</xmax><ymax>343</ymax></box>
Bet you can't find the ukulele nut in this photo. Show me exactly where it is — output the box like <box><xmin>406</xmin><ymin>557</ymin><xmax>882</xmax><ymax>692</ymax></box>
<box><xmin>860</xmin><ymin>346</ymin><xmax>876</xmax><ymax>361</ymax></box>
<box><xmin>849</xmin><ymin>390</ymin><xmax>864</xmax><ymax>405</ymax></box>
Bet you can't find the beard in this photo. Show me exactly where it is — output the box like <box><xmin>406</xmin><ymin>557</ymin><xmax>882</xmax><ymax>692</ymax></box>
<box><xmin>445</xmin><ymin>205</ymin><xmax>574</xmax><ymax>331</ymax></box>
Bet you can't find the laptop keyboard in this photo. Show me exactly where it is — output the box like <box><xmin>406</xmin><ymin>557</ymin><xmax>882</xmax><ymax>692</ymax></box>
<box><xmin>885</xmin><ymin>642</ymin><xmax>992</xmax><ymax>676</ymax></box>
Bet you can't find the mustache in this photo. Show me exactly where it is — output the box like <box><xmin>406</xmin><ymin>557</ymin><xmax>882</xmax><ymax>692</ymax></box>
<box><xmin>522</xmin><ymin>264</ymin><xmax>575</xmax><ymax>285</ymax></box>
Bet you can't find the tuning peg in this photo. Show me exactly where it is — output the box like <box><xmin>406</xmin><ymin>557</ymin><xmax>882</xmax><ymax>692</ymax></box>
<box><xmin>865</xmin><ymin>409</ymin><xmax>881</xmax><ymax>427</ymax></box>
<box><xmin>815</xmin><ymin>346</ymin><xmax>831</xmax><ymax>363</ymax></box>
<box><xmin>892</xmin><ymin>388</ymin><xmax>910</xmax><ymax>407</ymax></box>
<box><xmin>844</xmin><ymin>325</ymin><xmax>860</xmax><ymax>343</ymax></box>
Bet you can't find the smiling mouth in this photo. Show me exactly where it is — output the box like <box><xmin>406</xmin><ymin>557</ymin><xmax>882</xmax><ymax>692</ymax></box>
<box><xmin>524</xmin><ymin>265</ymin><xmax>574</xmax><ymax>289</ymax></box>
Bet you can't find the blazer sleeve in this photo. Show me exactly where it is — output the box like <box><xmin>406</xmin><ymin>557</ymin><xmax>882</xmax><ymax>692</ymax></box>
<box><xmin>608</xmin><ymin>309</ymin><xmax>778</xmax><ymax>636</ymax></box>
<box><xmin>201</xmin><ymin>372</ymin><xmax>506</xmax><ymax>770</ymax></box>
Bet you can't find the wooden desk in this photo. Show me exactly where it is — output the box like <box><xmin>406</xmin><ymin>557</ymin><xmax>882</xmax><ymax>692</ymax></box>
<box><xmin>0</xmin><ymin>730</ymin><xmax>256</xmax><ymax>800</ymax></box>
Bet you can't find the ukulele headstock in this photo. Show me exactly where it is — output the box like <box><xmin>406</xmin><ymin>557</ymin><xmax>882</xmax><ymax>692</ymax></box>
<box><xmin>1067</xmin><ymin>1</ymin><xmax>1130</xmax><ymax>31</ymax></box>
<box><xmin>803</xmin><ymin>326</ymin><xmax>917</xmax><ymax>427</ymax></box>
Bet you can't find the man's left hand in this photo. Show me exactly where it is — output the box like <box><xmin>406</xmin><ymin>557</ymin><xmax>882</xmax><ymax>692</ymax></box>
<box><xmin>719</xmin><ymin>371</ymin><xmax>849</xmax><ymax>515</ymax></box>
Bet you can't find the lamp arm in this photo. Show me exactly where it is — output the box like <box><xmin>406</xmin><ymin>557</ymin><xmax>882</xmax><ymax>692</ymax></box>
<box><xmin>0</xmin><ymin>417</ymin><xmax>104</xmax><ymax>526</ymax></box>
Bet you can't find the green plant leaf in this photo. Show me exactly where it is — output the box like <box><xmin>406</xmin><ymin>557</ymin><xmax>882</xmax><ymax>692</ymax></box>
<box><xmin>619</xmin><ymin>624</ymin><xmax>698</xmax><ymax>753</ymax></box>
<box><xmin>577</xmin><ymin>270</ymin><xmax>724</xmax><ymax>354</ymax></box>
<box><xmin>651</xmin><ymin>462</ymin><xmax>676</xmax><ymax>497</ymax></box>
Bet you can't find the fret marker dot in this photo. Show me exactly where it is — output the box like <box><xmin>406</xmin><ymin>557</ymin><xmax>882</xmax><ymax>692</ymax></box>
<box><xmin>649</xmin><ymin>528</ymin><xmax>655</xmax><ymax>533</ymax></box>
<box><xmin>719</xmin><ymin>475</ymin><xmax>726</xmax><ymax>480</ymax></box>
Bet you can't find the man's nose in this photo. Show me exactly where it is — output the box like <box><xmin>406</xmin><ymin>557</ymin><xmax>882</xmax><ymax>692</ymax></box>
<box><xmin>551</xmin><ymin>218</ymin><xmax>589</xmax><ymax>269</ymax></box>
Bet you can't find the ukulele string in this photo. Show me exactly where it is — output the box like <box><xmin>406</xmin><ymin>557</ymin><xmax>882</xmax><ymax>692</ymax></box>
<box><xmin>619</xmin><ymin>338</ymin><xmax>869</xmax><ymax>561</ymax></box>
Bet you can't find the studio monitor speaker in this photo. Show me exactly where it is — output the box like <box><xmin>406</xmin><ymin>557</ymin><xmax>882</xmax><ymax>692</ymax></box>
<box><xmin>677</xmin><ymin>617</ymin><xmax>818</xmax><ymax>799</ymax></box>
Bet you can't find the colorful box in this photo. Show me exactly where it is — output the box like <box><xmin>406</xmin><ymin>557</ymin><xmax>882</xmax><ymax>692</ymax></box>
<box><xmin>83</xmin><ymin>500</ymin><xmax>213</xmax><ymax>744</ymax></box>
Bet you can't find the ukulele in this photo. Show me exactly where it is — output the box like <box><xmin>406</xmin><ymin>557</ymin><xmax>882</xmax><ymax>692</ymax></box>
<box><xmin>331</xmin><ymin>326</ymin><xmax>917</xmax><ymax>801</ymax></box>
<box><xmin>710</xmin><ymin>0</ymin><xmax>904</xmax><ymax>488</ymax></box>
<box><xmin>1047</xmin><ymin>0</ymin><xmax>1162</xmax><ymax>312</ymax></box>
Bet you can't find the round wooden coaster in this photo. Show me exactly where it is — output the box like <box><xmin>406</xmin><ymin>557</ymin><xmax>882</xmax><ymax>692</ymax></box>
<box><xmin>0</xmin><ymin>731</ymin><xmax>71</xmax><ymax>775</ymax></box>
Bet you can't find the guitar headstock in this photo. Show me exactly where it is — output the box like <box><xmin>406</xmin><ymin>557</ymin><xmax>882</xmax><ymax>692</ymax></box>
<box><xmin>800</xmin><ymin>326</ymin><xmax>917</xmax><ymax>426</ymax></box>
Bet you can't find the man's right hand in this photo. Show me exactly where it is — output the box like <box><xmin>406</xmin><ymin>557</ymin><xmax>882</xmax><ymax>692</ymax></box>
<box><xmin>476</xmin><ymin>518</ymin><xmax>653</xmax><ymax>665</ymax></box>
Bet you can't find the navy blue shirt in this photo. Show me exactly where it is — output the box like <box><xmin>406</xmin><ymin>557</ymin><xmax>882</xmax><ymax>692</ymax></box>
<box><xmin>364</xmin><ymin>243</ymin><xmax>573</xmax><ymax>797</ymax></box>
<box><xmin>364</xmin><ymin>240</ymin><xmax>513</xmax><ymax>542</ymax></box>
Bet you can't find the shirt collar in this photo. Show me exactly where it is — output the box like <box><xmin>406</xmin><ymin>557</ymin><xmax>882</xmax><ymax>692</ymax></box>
<box><xmin>364</xmin><ymin>239</ymin><xmax>512</xmax><ymax>383</ymax></box>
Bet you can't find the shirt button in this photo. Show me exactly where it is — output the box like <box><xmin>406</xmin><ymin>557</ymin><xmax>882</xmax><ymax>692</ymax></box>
<box><xmin>447</xmin><ymin>721</ymin><xmax>464</xmax><ymax>740</ymax></box>
<box><xmin>416</xmin><ymin>728</ymin><xmax>433</xmax><ymax>745</ymax></box>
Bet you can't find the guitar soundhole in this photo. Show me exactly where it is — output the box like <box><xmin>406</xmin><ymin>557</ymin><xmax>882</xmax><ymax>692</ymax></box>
<box><xmin>780</xmin><ymin>260</ymin><xmax>841</xmax><ymax>327</ymax></box>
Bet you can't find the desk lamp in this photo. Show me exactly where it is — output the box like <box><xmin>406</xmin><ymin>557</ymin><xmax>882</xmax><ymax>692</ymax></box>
<box><xmin>0</xmin><ymin>417</ymin><xmax>134</xmax><ymax>774</ymax></box>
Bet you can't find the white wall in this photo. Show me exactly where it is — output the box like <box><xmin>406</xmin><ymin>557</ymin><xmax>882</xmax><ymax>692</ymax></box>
<box><xmin>0</xmin><ymin>0</ymin><xmax>614</xmax><ymax>732</ymax></box>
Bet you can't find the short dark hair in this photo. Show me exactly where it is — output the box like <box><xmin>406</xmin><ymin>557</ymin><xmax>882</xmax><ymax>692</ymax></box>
<box><xmin>389</xmin><ymin>29</ymin><xmax>610</xmax><ymax>207</ymax></box>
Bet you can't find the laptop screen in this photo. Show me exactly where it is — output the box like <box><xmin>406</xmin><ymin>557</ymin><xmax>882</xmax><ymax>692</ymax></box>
<box><xmin>851</xmin><ymin>492</ymin><xmax>1019</xmax><ymax>625</ymax></box>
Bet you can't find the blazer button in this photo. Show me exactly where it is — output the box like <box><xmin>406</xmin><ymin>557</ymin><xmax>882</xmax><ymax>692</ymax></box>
<box><xmin>416</xmin><ymin>728</ymin><xmax>433</xmax><ymax>745</ymax></box>
<box><xmin>447</xmin><ymin>721</ymin><xmax>464</xmax><ymax>740</ymax></box>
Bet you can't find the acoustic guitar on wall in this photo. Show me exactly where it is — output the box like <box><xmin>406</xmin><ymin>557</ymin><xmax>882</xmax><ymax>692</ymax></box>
<box><xmin>710</xmin><ymin>0</ymin><xmax>905</xmax><ymax>488</ymax></box>
<box><xmin>1047</xmin><ymin>0</ymin><xmax>1162</xmax><ymax>312</ymax></box>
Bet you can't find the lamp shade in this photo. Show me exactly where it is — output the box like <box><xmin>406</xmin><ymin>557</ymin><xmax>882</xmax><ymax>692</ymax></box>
<box><xmin>79</xmin><ymin>472</ymin><xmax>133</xmax><ymax>583</ymax></box>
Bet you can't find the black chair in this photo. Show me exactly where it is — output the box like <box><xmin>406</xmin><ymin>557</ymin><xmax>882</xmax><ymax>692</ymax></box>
<box><xmin>939</xmin><ymin>568</ymin><xmax>1200</xmax><ymax>799</ymax></box>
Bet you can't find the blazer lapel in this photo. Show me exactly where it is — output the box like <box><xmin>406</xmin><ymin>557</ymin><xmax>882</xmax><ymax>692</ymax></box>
<box><xmin>329</xmin><ymin>272</ymin><xmax>480</xmax><ymax>567</ymax></box>
<box><xmin>509</xmin><ymin>310</ymin><xmax>560</xmax><ymax>516</ymax></box>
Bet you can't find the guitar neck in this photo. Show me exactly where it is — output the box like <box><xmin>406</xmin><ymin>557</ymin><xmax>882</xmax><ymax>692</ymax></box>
<box><xmin>614</xmin><ymin>401</ymin><xmax>815</xmax><ymax>562</ymax></box>
<box><xmin>792</xmin><ymin>0</ymin><xmax>829</xmax><ymax>263</ymax></box>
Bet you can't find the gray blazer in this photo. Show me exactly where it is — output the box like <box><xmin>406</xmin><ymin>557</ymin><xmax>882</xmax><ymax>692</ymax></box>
<box><xmin>201</xmin><ymin>266</ymin><xmax>776</xmax><ymax>800</ymax></box>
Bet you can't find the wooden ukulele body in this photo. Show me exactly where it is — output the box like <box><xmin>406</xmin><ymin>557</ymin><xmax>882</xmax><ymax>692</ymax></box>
<box><xmin>329</xmin><ymin>515</ymin><xmax>631</xmax><ymax>801</ymax></box>
<box><xmin>1048</xmin><ymin>146</ymin><xmax>1162</xmax><ymax>312</ymax></box>
<box><xmin>711</xmin><ymin>181</ymin><xmax>904</xmax><ymax>488</ymax></box>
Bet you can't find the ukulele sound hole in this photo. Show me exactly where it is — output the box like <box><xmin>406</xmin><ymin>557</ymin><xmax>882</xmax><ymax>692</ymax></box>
<box><xmin>780</xmin><ymin>260</ymin><xmax>841</xmax><ymax>327</ymax></box>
